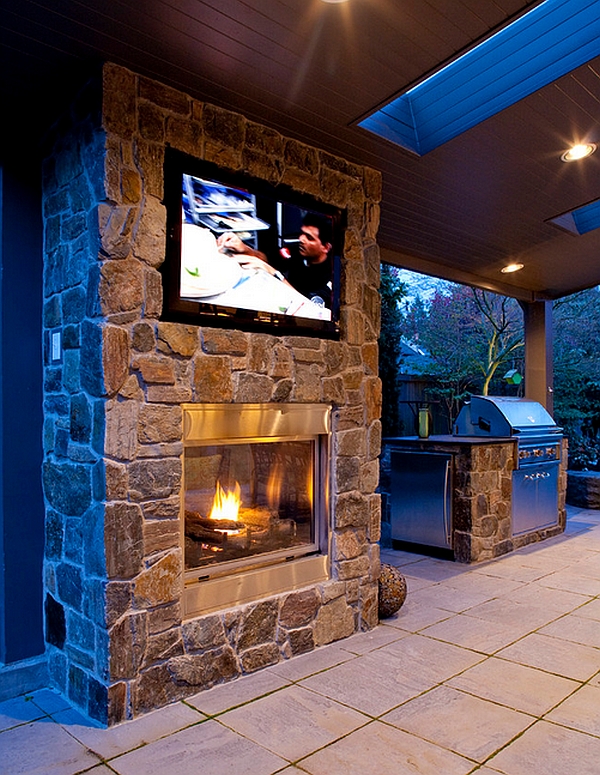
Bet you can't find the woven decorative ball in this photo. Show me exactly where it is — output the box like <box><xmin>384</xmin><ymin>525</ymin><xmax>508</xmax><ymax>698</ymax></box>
<box><xmin>378</xmin><ymin>563</ymin><xmax>407</xmax><ymax>619</ymax></box>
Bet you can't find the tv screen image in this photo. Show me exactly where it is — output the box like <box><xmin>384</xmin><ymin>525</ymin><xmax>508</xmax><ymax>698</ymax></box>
<box><xmin>161</xmin><ymin>150</ymin><xmax>343</xmax><ymax>337</ymax></box>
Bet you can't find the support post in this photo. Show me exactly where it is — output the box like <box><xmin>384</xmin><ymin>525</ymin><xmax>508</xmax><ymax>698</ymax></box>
<box><xmin>519</xmin><ymin>300</ymin><xmax>554</xmax><ymax>413</ymax></box>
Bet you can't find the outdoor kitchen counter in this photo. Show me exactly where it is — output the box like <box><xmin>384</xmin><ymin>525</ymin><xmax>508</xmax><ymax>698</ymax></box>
<box><xmin>381</xmin><ymin>435</ymin><xmax>567</xmax><ymax>563</ymax></box>
<box><xmin>383</xmin><ymin>434</ymin><xmax>517</xmax><ymax>447</ymax></box>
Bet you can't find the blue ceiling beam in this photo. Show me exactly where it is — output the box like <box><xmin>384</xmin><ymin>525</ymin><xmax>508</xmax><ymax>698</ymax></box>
<box><xmin>358</xmin><ymin>0</ymin><xmax>600</xmax><ymax>156</ymax></box>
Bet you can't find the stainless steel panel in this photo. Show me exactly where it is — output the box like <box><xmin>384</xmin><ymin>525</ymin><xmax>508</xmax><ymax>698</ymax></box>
<box><xmin>184</xmin><ymin>554</ymin><xmax>329</xmax><ymax>617</ymax></box>
<box><xmin>512</xmin><ymin>462</ymin><xmax>559</xmax><ymax>535</ymax></box>
<box><xmin>390</xmin><ymin>451</ymin><xmax>452</xmax><ymax>549</ymax></box>
<box><xmin>183</xmin><ymin>403</ymin><xmax>331</xmax><ymax>444</ymax></box>
<box><xmin>518</xmin><ymin>440</ymin><xmax>562</xmax><ymax>466</ymax></box>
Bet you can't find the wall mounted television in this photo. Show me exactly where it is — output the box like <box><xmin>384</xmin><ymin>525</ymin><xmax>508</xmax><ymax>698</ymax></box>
<box><xmin>161</xmin><ymin>148</ymin><xmax>344</xmax><ymax>338</ymax></box>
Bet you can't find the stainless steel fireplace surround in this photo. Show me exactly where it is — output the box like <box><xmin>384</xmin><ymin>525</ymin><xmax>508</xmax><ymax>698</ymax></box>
<box><xmin>182</xmin><ymin>403</ymin><xmax>331</xmax><ymax>617</ymax></box>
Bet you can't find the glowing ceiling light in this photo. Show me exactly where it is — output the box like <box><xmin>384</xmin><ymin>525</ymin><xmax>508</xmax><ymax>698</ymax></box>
<box><xmin>561</xmin><ymin>143</ymin><xmax>597</xmax><ymax>162</ymax></box>
<box><xmin>501</xmin><ymin>263</ymin><xmax>524</xmax><ymax>274</ymax></box>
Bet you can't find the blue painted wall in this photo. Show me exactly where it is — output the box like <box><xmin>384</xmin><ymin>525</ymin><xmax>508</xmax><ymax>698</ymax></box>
<box><xmin>0</xmin><ymin>158</ymin><xmax>45</xmax><ymax>663</ymax></box>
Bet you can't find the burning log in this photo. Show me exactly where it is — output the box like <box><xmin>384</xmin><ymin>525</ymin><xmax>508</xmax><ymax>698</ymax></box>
<box><xmin>185</xmin><ymin>521</ymin><xmax>227</xmax><ymax>544</ymax></box>
<box><xmin>185</xmin><ymin>509</ymin><xmax>243</xmax><ymax>534</ymax></box>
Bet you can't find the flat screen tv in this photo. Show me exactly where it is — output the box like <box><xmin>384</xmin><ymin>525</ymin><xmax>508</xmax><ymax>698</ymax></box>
<box><xmin>161</xmin><ymin>148</ymin><xmax>343</xmax><ymax>337</ymax></box>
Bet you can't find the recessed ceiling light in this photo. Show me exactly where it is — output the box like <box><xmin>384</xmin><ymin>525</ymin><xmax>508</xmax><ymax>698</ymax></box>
<box><xmin>320</xmin><ymin>0</ymin><xmax>349</xmax><ymax>3</ymax></box>
<box><xmin>501</xmin><ymin>263</ymin><xmax>524</xmax><ymax>274</ymax></box>
<box><xmin>561</xmin><ymin>143</ymin><xmax>597</xmax><ymax>163</ymax></box>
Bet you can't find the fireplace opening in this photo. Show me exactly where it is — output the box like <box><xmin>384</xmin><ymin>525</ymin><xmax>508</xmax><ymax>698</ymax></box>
<box><xmin>185</xmin><ymin>439</ymin><xmax>316</xmax><ymax>569</ymax></box>
<box><xmin>182</xmin><ymin>404</ymin><xmax>331</xmax><ymax>615</ymax></box>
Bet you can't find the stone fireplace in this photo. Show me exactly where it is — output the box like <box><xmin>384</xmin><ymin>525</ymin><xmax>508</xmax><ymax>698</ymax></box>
<box><xmin>41</xmin><ymin>63</ymin><xmax>382</xmax><ymax>725</ymax></box>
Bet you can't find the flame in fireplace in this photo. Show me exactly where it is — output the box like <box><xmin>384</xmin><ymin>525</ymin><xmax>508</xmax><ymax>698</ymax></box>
<box><xmin>210</xmin><ymin>481</ymin><xmax>242</xmax><ymax>521</ymax></box>
<box><xmin>266</xmin><ymin>463</ymin><xmax>283</xmax><ymax>510</ymax></box>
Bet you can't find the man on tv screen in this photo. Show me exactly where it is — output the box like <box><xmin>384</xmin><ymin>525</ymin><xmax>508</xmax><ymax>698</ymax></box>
<box><xmin>284</xmin><ymin>213</ymin><xmax>334</xmax><ymax>310</ymax></box>
<box><xmin>179</xmin><ymin>170</ymin><xmax>335</xmax><ymax>322</ymax></box>
<box><xmin>217</xmin><ymin>212</ymin><xmax>333</xmax><ymax>310</ymax></box>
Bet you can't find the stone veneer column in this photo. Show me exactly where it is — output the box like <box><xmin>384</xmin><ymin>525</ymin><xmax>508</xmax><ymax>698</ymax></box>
<box><xmin>41</xmin><ymin>63</ymin><xmax>383</xmax><ymax>724</ymax></box>
<box><xmin>453</xmin><ymin>442</ymin><xmax>516</xmax><ymax>561</ymax></box>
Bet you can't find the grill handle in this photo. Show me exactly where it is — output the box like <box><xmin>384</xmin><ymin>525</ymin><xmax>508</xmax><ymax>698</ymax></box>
<box><xmin>477</xmin><ymin>417</ymin><xmax>491</xmax><ymax>432</ymax></box>
<box><xmin>443</xmin><ymin>459</ymin><xmax>451</xmax><ymax>543</ymax></box>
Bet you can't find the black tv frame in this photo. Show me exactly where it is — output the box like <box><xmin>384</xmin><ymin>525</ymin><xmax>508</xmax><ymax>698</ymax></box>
<box><xmin>160</xmin><ymin>148</ymin><xmax>343</xmax><ymax>338</ymax></box>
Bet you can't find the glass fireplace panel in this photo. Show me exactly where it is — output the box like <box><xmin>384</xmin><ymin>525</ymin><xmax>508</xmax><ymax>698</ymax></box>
<box><xmin>184</xmin><ymin>439</ymin><xmax>317</xmax><ymax>571</ymax></box>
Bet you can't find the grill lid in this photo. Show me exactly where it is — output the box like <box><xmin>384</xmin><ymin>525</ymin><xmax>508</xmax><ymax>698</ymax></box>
<box><xmin>454</xmin><ymin>396</ymin><xmax>560</xmax><ymax>437</ymax></box>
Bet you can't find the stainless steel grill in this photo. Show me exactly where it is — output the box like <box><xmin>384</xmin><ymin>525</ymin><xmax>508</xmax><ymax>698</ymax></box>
<box><xmin>454</xmin><ymin>396</ymin><xmax>563</xmax><ymax>536</ymax></box>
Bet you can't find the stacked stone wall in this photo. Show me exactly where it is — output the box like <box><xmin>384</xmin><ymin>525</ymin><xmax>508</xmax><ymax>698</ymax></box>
<box><xmin>41</xmin><ymin>63</ymin><xmax>382</xmax><ymax>724</ymax></box>
<box><xmin>453</xmin><ymin>442</ymin><xmax>516</xmax><ymax>562</ymax></box>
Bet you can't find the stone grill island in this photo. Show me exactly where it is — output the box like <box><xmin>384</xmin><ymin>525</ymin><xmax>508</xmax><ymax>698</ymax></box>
<box><xmin>380</xmin><ymin>434</ymin><xmax>568</xmax><ymax>563</ymax></box>
<box><xmin>41</xmin><ymin>63</ymin><xmax>383</xmax><ymax>724</ymax></box>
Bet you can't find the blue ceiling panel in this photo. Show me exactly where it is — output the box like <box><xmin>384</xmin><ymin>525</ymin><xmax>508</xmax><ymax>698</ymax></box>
<box><xmin>549</xmin><ymin>198</ymin><xmax>600</xmax><ymax>235</ymax></box>
<box><xmin>358</xmin><ymin>0</ymin><xmax>600</xmax><ymax>156</ymax></box>
<box><xmin>573</xmin><ymin>200</ymin><xmax>600</xmax><ymax>234</ymax></box>
<box><xmin>359</xmin><ymin>97</ymin><xmax>420</xmax><ymax>154</ymax></box>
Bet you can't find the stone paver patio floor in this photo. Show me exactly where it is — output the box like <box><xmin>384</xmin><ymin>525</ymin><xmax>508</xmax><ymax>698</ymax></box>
<box><xmin>2</xmin><ymin>506</ymin><xmax>600</xmax><ymax>774</ymax></box>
